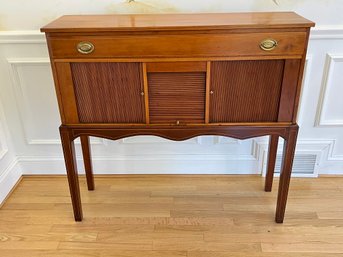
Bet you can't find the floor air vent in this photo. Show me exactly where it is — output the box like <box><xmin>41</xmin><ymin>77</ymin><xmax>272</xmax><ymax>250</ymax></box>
<box><xmin>274</xmin><ymin>154</ymin><xmax>317</xmax><ymax>176</ymax></box>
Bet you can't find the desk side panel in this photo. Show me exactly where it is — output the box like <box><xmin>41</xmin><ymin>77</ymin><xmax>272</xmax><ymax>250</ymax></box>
<box><xmin>54</xmin><ymin>62</ymin><xmax>79</xmax><ymax>124</ymax></box>
<box><xmin>278</xmin><ymin>59</ymin><xmax>302</xmax><ymax>122</ymax></box>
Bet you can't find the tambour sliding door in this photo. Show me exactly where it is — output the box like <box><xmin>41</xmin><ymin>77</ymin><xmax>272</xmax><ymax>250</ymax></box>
<box><xmin>146</xmin><ymin>62</ymin><xmax>207</xmax><ymax>125</ymax></box>
<box><xmin>209</xmin><ymin>59</ymin><xmax>301</xmax><ymax>123</ymax></box>
<box><xmin>55</xmin><ymin>62</ymin><xmax>146</xmax><ymax>124</ymax></box>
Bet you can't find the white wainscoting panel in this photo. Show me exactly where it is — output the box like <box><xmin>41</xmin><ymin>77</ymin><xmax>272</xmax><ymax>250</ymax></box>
<box><xmin>0</xmin><ymin>126</ymin><xmax>8</xmax><ymax>161</ymax></box>
<box><xmin>0</xmin><ymin>158</ymin><xmax>22</xmax><ymax>204</ymax></box>
<box><xmin>0</xmin><ymin>101</ymin><xmax>9</xmax><ymax>161</ymax></box>
<box><xmin>7</xmin><ymin>58</ymin><xmax>61</xmax><ymax>144</ymax></box>
<box><xmin>0</xmin><ymin>100</ymin><xmax>22</xmax><ymax>205</ymax></box>
<box><xmin>316</xmin><ymin>54</ymin><xmax>343</xmax><ymax>126</ymax></box>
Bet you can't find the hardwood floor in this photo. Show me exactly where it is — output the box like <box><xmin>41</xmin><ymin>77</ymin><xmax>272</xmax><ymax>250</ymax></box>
<box><xmin>1</xmin><ymin>175</ymin><xmax>343</xmax><ymax>256</ymax></box>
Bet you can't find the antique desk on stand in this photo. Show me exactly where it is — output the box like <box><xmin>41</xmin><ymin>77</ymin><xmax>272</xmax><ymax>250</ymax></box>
<box><xmin>41</xmin><ymin>12</ymin><xmax>314</xmax><ymax>223</ymax></box>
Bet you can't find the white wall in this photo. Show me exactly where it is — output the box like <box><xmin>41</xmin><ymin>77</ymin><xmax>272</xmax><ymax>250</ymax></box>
<box><xmin>0</xmin><ymin>0</ymin><xmax>343</xmax><ymax>29</ymax></box>
<box><xmin>0</xmin><ymin>0</ymin><xmax>343</xmax><ymax>203</ymax></box>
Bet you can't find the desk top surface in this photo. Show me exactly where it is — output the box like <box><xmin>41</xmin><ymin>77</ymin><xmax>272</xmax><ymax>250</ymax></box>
<box><xmin>41</xmin><ymin>12</ymin><xmax>314</xmax><ymax>33</ymax></box>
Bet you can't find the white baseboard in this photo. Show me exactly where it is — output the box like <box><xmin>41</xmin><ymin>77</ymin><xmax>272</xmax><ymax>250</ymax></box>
<box><xmin>0</xmin><ymin>158</ymin><xmax>22</xmax><ymax>205</ymax></box>
<box><xmin>19</xmin><ymin>155</ymin><xmax>259</xmax><ymax>175</ymax></box>
<box><xmin>16</xmin><ymin>139</ymin><xmax>343</xmax><ymax>176</ymax></box>
<box><xmin>315</xmin><ymin>161</ymin><xmax>343</xmax><ymax>175</ymax></box>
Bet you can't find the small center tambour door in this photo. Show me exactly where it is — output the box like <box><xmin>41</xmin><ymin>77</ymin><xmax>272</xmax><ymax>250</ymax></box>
<box><xmin>146</xmin><ymin>62</ymin><xmax>207</xmax><ymax>125</ymax></box>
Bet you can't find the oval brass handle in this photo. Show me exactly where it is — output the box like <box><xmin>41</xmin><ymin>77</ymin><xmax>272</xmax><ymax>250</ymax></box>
<box><xmin>260</xmin><ymin>39</ymin><xmax>278</xmax><ymax>51</ymax></box>
<box><xmin>77</xmin><ymin>42</ymin><xmax>94</xmax><ymax>54</ymax></box>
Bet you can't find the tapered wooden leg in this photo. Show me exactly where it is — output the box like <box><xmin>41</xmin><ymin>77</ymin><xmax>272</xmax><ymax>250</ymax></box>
<box><xmin>60</xmin><ymin>127</ymin><xmax>83</xmax><ymax>221</ymax></box>
<box><xmin>80</xmin><ymin>136</ymin><xmax>95</xmax><ymax>190</ymax></box>
<box><xmin>275</xmin><ymin>126</ymin><xmax>298</xmax><ymax>223</ymax></box>
<box><xmin>265</xmin><ymin>135</ymin><xmax>279</xmax><ymax>192</ymax></box>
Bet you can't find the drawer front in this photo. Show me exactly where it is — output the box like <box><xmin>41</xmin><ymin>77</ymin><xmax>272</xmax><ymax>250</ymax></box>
<box><xmin>49</xmin><ymin>32</ymin><xmax>307</xmax><ymax>59</ymax></box>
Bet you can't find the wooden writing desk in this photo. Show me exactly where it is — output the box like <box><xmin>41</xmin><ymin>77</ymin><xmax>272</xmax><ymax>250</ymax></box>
<box><xmin>41</xmin><ymin>12</ymin><xmax>314</xmax><ymax>223</ymax></box>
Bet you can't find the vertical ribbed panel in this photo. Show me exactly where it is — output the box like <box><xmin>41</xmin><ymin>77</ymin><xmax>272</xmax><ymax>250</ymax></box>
<box><xmin>148</xmin><ymin>72</ymin><xmax>206</xmax><ymax>124</ymax></box>
<box><xmin>210</xmin><ymin>60</ymin><xmax>285</xmax><ymax>123</ymax></box>
<box><xmin>71</xmin><ymin>62</ymin><xmax>145</xmax><ymax>123</ymax></box>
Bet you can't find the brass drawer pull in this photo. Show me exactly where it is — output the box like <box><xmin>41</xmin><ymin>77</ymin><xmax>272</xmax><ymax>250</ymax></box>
<box><xmin>260</xmin><ymin>39</ymin><xmax>278</xmax><ymax>51</ymax></box>
<box><xmin>77</xmin><ymin>42</ymin><xmax>95</xmax><ymax>54</ymax></box>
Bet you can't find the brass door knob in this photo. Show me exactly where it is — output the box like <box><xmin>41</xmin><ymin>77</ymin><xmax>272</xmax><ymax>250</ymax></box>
<box><xmin>77</xmin><ymin>42</ymin><xmax>95</xmax><ymax>54</ymax></box>
<box><xmin>259</xmin><ymin>39</ymin><xmax>278</xmax><ymax>51</ymax></box>
<box><xmin>210</xmin><ymin>90</ymin><xmax>214</xmax><ymax>95</ymax></box>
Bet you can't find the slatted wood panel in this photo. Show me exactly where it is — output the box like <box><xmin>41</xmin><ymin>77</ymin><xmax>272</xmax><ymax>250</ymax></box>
<box><xmin>210</xmin><ymin>60</ymin><xmax>285</xmax><ymax>123</ymax></box>
<box><xmin>71</xmin><ymin>62</ymin><xmax>145</xmax><ymax>123</ymax></box>
<box><xmin>148</xmin><ymin>72</ymin><xmax>206</xmax><ymax>124</ymax></box>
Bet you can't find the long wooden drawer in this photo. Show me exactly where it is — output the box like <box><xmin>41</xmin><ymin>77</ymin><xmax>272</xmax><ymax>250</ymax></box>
<box><xmin>48</xmin><ymin>32</ymin><xmax>307</xmax><ymax>59</ymax></box>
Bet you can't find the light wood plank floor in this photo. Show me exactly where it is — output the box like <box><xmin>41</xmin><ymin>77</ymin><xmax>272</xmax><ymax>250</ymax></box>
<box><xmin>1</xmin><ymin>175</ymin><xmax>343</xmax><ymax>256</ymax></box>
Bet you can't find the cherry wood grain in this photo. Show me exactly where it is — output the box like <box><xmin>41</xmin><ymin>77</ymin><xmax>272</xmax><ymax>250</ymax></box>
<box><xmin>53</xmin><ymin>56</ymin><xmax>306</xmax><ymax>63</ymax></box>
<box><xmin>54</xmin><ymin>63</ymin><xmax>79</xmax><ymax>124</ymax></box>
<box><xmin>80</xmin><ymin>136</ymin><xmax>94</xmax><ymax>191</ymax></box>
<box><xmin>292</xmin><ymin>28</ymin><xmax>312</xmax><ymax>122</ymax></box>
<box><xmin>48</xmin><ymin>32</ymin><xmax>307</xmax><ymax>59</ymax></box>
<box><xmin>71</xmin><ymin>62</ymin><xmax>145</xmax><ymax>123</ymax></box>
<box><xmin>59</xmin><ymin>127</ymin><xmax>82</xmax><ymax>221</ymax></box>
<box><xmin>265</xmin><ymin>135</ymin><xmax>279</xmax><ymax>192</ymax></box>
<box><xmin>275</xmin><ymin>125</ymin><xmax>299</xmax><ymax>223</ymax></box>
<box><xmin>142</xmin><ymin>63</ymin><xmax>150</xmax><ymax>124</ymax></box>
<box><xmin>45</xmin><ymin>37</ymin><xmax>67</xmax><ymax>123</ymax></box>
<box><xmin>66</xmin><ymin>125</ymin><xmax>292</xmax><ymax>143</ymax></box>
<box><xmin>41</xmin><ymin>12</ymin><xmax>314</xmax><ymax>33</ymax></box>
<box><xmin>278</xmin><ymin>59</ymin><xmax>302</xmax><ymax>122</ymax></box>
<box><xmin>209</xmin><ymin>60</ymin><xmax>285</xmax><ymax>123</ymax></box>
<box><xmin>146</xmin><ymin>62</ymin><xmax>206</xmax><ymax>72</ymax></box>
<box><xmin>205</xmin><ymin>61</ymin><xmax>211</xmax><ymax>124</ymax></box>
